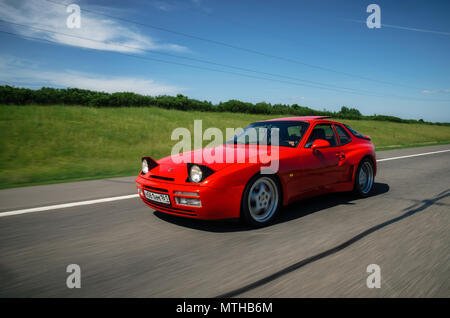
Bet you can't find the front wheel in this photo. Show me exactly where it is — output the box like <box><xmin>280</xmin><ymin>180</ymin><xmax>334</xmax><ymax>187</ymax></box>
<box><xmin>354</xmin><ymin>158</ymin><xmax>375</xmax><ymax>197</ymax></box>
<box><xmin>241</xmin><ymin>175</ymin><xmax>281</xmax><ymax>227</ymax></box>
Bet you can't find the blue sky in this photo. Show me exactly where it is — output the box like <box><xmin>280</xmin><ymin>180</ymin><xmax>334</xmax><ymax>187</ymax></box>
<box><xmin>0</xmin><ymin>0</ymin><xmax>449</xmax><ymax>121</ymax></box>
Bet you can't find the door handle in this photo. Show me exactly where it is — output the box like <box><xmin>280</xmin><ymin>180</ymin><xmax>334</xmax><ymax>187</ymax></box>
<box><xmin>336</xmin><ymin>152</ymin><xmax>345</xmax><ymax>161</ymax></box>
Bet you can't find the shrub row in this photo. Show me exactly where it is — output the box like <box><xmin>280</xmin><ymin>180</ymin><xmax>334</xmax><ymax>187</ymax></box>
<box><xmin>0</xmin><ymin>85</ymin><xmax>446</xmax><ymax>125</ymax></box>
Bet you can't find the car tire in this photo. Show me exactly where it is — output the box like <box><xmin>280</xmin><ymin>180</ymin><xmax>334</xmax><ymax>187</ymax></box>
<box><xmin>354</xmin><ymin>158</ymin><xmax>375</xmax><ymax>197</ymax></box>
<box><xmin>241</xmin><ymin>174</ymin><xmax>282</xmax><ymax>227</ymax></box>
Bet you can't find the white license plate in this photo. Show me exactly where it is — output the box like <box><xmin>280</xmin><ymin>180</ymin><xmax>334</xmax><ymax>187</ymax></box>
<box><xmin>144</xmin><ymin>190</ymin><xmax>171</xmax><ymax>205</ymax></box>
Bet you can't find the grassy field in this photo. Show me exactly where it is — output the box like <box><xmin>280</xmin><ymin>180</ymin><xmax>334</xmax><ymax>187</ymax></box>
<box><xmin>1</xmin><ymin>105</ymin><xmax>450</xmax><ymax>189</ymax></box>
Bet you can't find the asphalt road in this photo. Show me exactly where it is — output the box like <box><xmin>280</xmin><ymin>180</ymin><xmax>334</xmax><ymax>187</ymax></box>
<box><xmin>0</xmin><ymin>144</ymin><xmax>449</xmax><ymax>297</ymax></box>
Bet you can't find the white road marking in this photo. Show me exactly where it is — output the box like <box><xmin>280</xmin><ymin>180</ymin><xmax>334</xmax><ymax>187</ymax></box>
<box><xmin>0</xmin><ymin>148</ymin><xmax>449</xmax><ymax>218</ymax></box>
<box><xmin>0</xmin><ymin>194</ymin><xmax>139</xmax><ymax>218</ymax></box>
<box><xmin>376</xmin><ymin>149</ymin><xmax>450</xmax><ymax>162</ymax></box>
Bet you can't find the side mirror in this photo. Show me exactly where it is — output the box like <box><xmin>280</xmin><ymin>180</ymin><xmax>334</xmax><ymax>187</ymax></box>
<box><xmin>311</xmin><ymin>139</ymin><xmax>330</xmax><ymax>151</ymax></box>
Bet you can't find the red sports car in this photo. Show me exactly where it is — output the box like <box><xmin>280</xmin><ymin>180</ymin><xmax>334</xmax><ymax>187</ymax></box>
<box><xmin>135</xmin><ymin>116</ymin><xmax>376</xmax><ymax>226</ymax></box>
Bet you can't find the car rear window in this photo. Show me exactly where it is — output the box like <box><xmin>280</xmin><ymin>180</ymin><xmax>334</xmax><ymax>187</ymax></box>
<box><xmin>344</xmin><ymin>125</ymin><xmax>370</xmax><ymax>141</ymax></box>
<box><xmin>335</xmin><ymin>125</ymin><xmax>352</xmax><ymax>145</ymax></box>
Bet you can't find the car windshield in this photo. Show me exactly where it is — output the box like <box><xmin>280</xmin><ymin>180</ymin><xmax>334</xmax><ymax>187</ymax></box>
<box><xmin>226</xmin><ymin>121</ymin><xmax>309</xmax><ymax>147</ymax></box>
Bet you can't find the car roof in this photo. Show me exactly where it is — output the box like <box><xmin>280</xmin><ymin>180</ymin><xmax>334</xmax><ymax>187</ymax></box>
<box><xmin>259</xmin><ymin>116</ymin><xmax>334</xmax><ymax>123</ymax></box>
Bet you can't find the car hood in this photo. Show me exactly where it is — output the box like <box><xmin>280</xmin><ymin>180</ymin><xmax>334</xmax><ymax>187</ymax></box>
<box><xmin>144</xmin><ymin>144</ymin><xmax>288</xmax><ymax>182</ymax></box>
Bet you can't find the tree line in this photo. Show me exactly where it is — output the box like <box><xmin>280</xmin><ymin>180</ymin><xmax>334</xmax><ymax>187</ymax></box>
<box><xmin>0</xmin><ymin>85</ymin><xmax>445</xmax><ymax>125</ymax></box>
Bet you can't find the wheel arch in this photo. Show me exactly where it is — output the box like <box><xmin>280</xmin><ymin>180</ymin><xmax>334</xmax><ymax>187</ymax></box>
<box><xmin>351</xmin><ymin>154</ymin><xmax>376</xmax><ymax>185</ymax></box>
<box><xmin>363</xmin><ymin>154</ymin><xmax>377</xmax><ymax>176</ymax></box>
<box><xmin>239</xmin><ymin>171</ymin><xmax>284</xmax><ymax>217</ymax></box>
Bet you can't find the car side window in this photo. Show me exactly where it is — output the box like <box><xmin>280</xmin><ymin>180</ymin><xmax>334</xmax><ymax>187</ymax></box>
<box><xmin>285</xmin><ymin>125</ymin><xmax>303</xmax><ymax>146</ymax></box>
<box><xmin>335</xmin><ymin>125</ymin><xmax>352</xmax><ymax>145</ymax></box>
<box><xmin>305</xmin><ymin>123</ymin><xmax>338</xmax><ymax>148</ymax></box>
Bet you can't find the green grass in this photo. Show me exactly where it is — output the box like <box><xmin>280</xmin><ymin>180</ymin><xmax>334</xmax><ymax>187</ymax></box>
<box><xmin>1</xmin><ymin>105</ymin><xmax>449</xmax><ymax>189</ymax></box>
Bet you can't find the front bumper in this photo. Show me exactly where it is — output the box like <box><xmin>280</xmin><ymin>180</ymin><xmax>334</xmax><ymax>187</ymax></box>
<box><xmin>135</xmin><ymin>175</ymin><xmax>244</xmax><ymax>220</ymax></box>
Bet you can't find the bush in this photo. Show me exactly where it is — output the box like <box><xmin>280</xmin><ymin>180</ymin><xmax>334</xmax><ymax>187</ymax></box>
<box><xmin>0</xmin><ymin>85</ymin><xmax>447</xmax><ymax>125</ymax></box>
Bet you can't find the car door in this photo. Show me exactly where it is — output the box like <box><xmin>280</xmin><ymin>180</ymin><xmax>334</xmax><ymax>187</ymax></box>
<box><xmin>333</xmin><ymin>124</ymin><xmax>354</xmax><ymax>183</ymax></box>
<box><xmin>297</xmin><ymin>123</ymin><xmax>344</xmax><ymax>192</ymax></box>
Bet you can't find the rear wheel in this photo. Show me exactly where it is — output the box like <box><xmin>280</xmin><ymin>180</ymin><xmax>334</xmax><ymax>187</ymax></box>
<box><xmin>354</xmin><ymin>158</ymin><xmax>374</xmax><ymax>196</ymax></box>
<box><xmin>241</xmin><ymin>175</ymin><xmax>281</xmax><ymax>227</ymax></box>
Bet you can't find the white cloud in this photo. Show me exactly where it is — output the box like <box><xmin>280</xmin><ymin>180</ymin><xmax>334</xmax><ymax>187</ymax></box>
<box><xmin>0</xmin><ymin>0</ymin><xmax>189</xmax><ymax>53</ymax></box>
<box><xmin>191</xmin><ymin>0</ymin><xmax>212</xmax><ymax>14</ymax></box>
<box><xmin>288</xmin><ymin>96</ymin><xmax>305</xmax><ymax>103</ymax></box>
<box><xmin>381</xmin><ymin>23</ymin><xmax>450</xmax><ymax>36</ymax></box>
<box><xmin>150</xmin><ymin>1</ymin><xmax>181</xmax><ymax>12</ymax></box>
<box><xmin>422</xmin><ymin>89</ymin><xmax>450</xmax><ymax>94</ymax></box>
<box><xmin>344</xmin><ymin>19</ymin><xmax>450</xmax><ymax>36</ymax></box>
<box><xmin>150</xmin><ymin>0</ymin><xmax>211</xmax><ymax>13</ymax></box>
<box><xmin>0</xmin><ymin>55</ymin><xmax>182</xmax><ymax>95</ymax></box>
